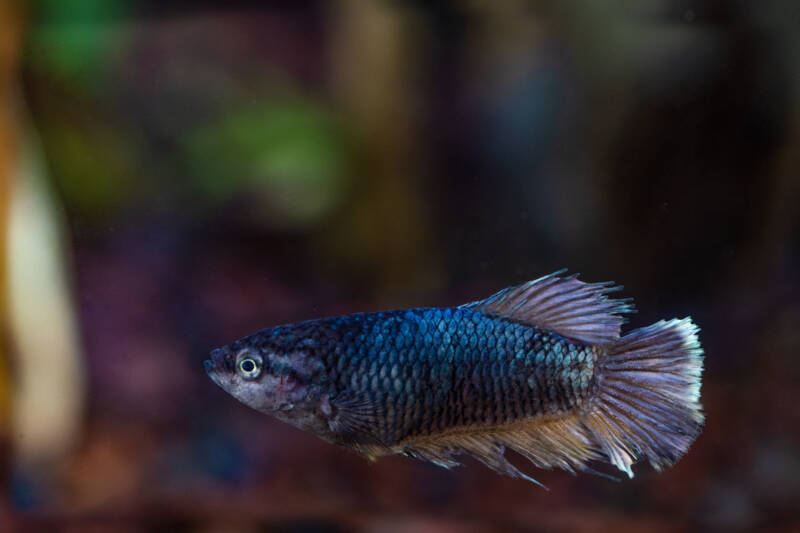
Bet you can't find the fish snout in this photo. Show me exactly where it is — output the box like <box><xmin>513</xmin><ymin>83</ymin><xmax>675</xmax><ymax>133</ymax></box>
<box><xmin>206</xmin><ymin>346</ymin><xmax>231</xmax><ymax>375</ymax></box>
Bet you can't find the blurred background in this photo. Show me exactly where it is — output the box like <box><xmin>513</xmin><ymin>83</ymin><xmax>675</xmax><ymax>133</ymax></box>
<box><xmin>1</xmin><ymin>0</ymin><xmax>799</xmax><ymax>531</ymax></box>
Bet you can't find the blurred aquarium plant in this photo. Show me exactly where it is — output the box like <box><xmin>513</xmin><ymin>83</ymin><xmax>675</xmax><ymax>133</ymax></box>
<box><xmin>25</xmin><ymin>0</ymin><xmax>353</xmax><ymax>231</ymax></box>
<box><xmin>26</xmin><ymin>0</ymin><xmax>132</xmax><ymax>89</ymax></box>
<box><xmin>24</xmin><ymin>0</ymin><xmax>136</xmax><ymax>221</ymax></box>
<box><xmin>183</xmin><ymin>94</ymin><xmax>351</xmax><ymax>229</ymax></box>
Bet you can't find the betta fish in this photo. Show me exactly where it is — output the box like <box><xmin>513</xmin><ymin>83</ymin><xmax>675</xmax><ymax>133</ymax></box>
<box><xmin>205</xmin><ymin>270</ymin><xmax>704</xmax><ymax>485</ymax></box>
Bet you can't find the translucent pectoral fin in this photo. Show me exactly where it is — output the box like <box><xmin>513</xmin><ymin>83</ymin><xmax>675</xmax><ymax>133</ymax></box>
<box><xmin>328</xmin><ymin>392</ymin><xmax>386</xmax><ymax>447</ymax></box>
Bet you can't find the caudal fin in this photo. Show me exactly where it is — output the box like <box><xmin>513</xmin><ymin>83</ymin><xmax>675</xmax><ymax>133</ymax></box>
<box><xmin>583</xmin><ymin>318</ymin><xmax>704</xmax><ymax>477</ymax></box>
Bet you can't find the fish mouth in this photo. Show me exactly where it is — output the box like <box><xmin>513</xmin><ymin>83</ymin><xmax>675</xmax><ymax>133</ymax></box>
<box><xmin>206</xmin><ymin>347</ymin><xmax>233</xmax><ymax>387</ymax></box>
<box><xmin>204</xmin><ymin>358</ymin><xmax>223</xmax><ymax>387</ymax></box>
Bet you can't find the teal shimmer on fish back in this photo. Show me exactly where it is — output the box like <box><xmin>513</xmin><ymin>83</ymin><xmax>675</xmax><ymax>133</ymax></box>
<box><xmin>301</xmin><ymin>307</ymin><xmax>598</xmax><ymax>444</ymax></box>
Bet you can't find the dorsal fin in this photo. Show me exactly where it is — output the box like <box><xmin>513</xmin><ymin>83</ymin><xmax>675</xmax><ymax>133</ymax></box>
<box><xmin>461</xmin><ymin>269</ymin><xmax>635</xmax><ymax>344</ymax></box>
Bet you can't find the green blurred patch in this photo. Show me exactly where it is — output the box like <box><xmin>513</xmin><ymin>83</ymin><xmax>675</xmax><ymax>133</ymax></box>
<box><xmin>184</xmin><ymin>98</ymin><xmax>351</xmax><ymax>228</ymax></box>
<box><xmin>43</xmin><ymin>120</ymin><xmax>135</xmax><ymax>217</ymax></box>
<box><xmin>27</xmin><ymin>0</ymin><xmax>131</xmax><ymax>87</ymax></box>
<box><xmin>35</xmin><ymin>0</ymin><xmax>128</xmax><ymax>24</ymax></box>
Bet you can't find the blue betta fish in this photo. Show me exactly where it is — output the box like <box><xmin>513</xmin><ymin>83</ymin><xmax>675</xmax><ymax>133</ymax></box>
<box><xmin>205</xmin><ymin>270</ymin><xmax>704</xmax><ymax>484</ymax></box>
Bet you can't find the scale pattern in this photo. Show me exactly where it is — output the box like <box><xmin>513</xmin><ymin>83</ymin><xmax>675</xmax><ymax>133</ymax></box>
<box><xmin>302</xmin><ymin>307</ymin><xmax>599</xmax><ymax>444</ymax></box>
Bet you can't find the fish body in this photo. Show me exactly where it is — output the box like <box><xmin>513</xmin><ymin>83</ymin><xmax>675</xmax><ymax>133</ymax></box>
<box><xmin>205</xmin><ymin>271</ymin><xmax>704</xmax><ymax>483</ymax></box>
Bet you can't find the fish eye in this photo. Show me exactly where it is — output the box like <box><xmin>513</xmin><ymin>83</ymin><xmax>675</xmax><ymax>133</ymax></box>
<box><xmin>236</xmin><ymin>354</ymin><xmax>262</xmax><ymax>379</ymax></box>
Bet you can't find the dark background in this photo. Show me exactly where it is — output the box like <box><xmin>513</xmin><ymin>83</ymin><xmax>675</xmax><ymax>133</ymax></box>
<box><xmin>2</xmin><ymin>0</ymin><xmax>799</xmax><ymax>531</ymax></box>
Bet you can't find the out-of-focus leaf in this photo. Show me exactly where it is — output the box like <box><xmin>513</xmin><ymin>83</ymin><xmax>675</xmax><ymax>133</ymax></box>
<box><xmin>28</xmin><ymin>26</ymin><xmax>128</xmax><ymax>84</ymax></box>
<box><xmin>35</xmin><ymin>0</ymin><xmax>128</xmax><ymax>24</ymax></box>
<box><xmin>27</xmin><ymin>0</ymin><xmax>132</xmax><ymax>86</ymax></box>
<box><xmin>43</xmin><ymin>120</ymin><xmax>134</xmax><ymax>217</ymax></box>
<box><xmin>183</xmin><ymin>97</ymin><xmax>350</xmax><ymax>228</ymax></box>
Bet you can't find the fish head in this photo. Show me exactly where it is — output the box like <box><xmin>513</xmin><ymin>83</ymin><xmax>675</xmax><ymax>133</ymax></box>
<box><xmin>204</xmin><ymin>332</ymin><xmax>326</xmax><ymax>419</ymax></box>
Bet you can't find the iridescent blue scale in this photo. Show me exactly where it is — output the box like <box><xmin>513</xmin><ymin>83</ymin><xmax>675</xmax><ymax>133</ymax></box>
<box><xmin>311</xmin><ymin>307</ymin><xmax>597</xmax><ymax>443</ymax></box>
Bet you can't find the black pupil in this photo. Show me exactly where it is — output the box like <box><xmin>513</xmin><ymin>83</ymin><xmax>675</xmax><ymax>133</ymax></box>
<box><xmin>241</xmin><ymin>359</ymin><xmax>256</xmax><ymax>373</ymax></box>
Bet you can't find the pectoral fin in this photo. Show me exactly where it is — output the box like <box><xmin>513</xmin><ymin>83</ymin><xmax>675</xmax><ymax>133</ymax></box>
<box><xmin>327</xmin><ymin>392</ymin><xmax>386</xmax><ymax>448</ymax></box>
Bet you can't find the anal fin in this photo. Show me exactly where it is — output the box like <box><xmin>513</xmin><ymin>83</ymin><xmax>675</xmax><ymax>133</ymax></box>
<box><xmin>460</xmin><ymin>438</ymin><xmax>547</xmax><ymax>488</ymax></box>
<box><xmin>403</xmin><ymin>436</ymin><xmax>546</xmax><ymax>488</ymax></box>
<box><xmin>396</xmin><ymin>414</ymin><xmax>614</xmax><ymax>487</ymax></box>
